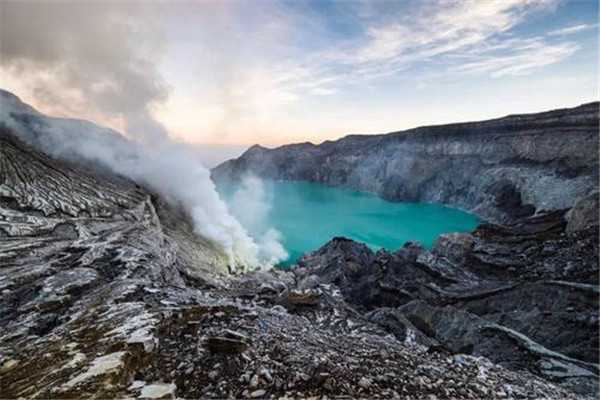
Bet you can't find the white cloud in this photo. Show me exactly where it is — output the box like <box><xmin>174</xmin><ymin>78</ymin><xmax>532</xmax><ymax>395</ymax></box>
<box><xmin>171</xmin><ymin>0</ymin><xmax>584</xmax><ymax>144</ymax></box>
<box><xmin>454</xmin><ymin>41</ymin><xmax>579</xmax><ymax>77</ymax></box>
<box><xmin>329</xmin><ymin>0</ymin><xmax>571</xmax><ymax>80</ymax></box>
<box><xmin>548</xmin><ymin>23</ymin><xmax>598</xmax><ymax>36</ymax></box>
<box><xmin>347</xmin><ymin>0</ymin><xmax>556</xmax><ymax>63</ymax></box>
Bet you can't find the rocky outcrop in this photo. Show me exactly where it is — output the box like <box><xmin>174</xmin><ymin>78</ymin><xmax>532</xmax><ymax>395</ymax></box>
<box><xmin>213</xmin><ymin>102</ymin><xmax>599</xmax><ymax>223</ymax></box>
<box><xmin>295</xmin><ymin>210</ymin><xmax>600</xmax><ymax>395</ymax></box>
<box><xmin>566</xmin><ymin>191</ymin><xmax>599</xmax><ymax>233</ymax></box>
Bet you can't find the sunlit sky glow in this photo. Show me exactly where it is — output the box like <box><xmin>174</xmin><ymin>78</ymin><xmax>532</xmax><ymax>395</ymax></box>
<box><xmin>1</xmin><ymin>0</ymin><xmax>598</xmax><ymax>147</ymax></box>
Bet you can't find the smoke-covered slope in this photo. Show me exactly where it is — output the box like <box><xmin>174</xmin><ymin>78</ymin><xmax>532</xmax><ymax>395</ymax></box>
<box><xmin>0</xmin><ymin>126</ymin><xmax>230</xmax><ymax>275</ymax></box>
<box><xmin>0</xmin><ymin>90</ymin><xmax>230</xmax><ymax>275</ymax></box>
<box><xmin>0</xmin><ymin>89</ymin><xmax>287</xmax><ymax>270</ymax></box>
<box><xmin>213</xmin><ymin>102</ymin><xmax>599</xmax><ymax>223</ymax></box>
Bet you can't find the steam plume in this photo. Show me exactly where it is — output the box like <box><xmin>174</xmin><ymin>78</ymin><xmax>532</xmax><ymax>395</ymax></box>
<box><xmin>229</xmin><ymin>175</ymin><xmax>288</xmax><ymax>267</ymax></box>
<box><xmin>0</xmin><ymin>2</ymin><xmax>287</xmax><ymax>269</ymax></box>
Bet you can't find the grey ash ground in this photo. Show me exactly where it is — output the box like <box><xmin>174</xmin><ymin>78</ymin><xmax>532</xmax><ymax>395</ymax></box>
<box><xmin>1</xmin><ymin>93</ymin><xmax>599</xmax><ymax>399</ymax></box>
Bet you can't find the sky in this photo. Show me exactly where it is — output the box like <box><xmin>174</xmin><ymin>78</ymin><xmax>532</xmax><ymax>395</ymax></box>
<box><xmin>0</xmin><ymin>0</ymin><xmax>598</xmax><ymax>152</ymax></box>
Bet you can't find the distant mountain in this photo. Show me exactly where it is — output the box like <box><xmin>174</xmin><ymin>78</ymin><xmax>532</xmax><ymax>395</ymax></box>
<box><xmin>214</xmin><ymin>102</ymin><xmax>599</xmax><ymax>223</ymax></box>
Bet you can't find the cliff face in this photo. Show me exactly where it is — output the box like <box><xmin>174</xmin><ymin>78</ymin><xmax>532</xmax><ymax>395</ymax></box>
<box><xmin>0</xmin><ymin>89</ymin><xmax>230</xmax><ymax>277</ymax></box>
<box><xmin>213</xmin><ymin>103</ymin><xmax>599</xmax><ymax>223</ymax></box>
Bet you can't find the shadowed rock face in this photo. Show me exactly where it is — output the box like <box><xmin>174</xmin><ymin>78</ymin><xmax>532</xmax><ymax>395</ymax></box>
<box><xmin>213</xmin><ymin>102</ymin><xmax>599</xmax><ymax>223</ymax></box>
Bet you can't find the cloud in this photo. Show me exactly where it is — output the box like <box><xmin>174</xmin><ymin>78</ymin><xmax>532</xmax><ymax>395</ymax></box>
<box><xmin>0</xmin><ymin>1</ymin><xmax>168</xmax><ymax>142</ymax></box>
<box><xmin>0</xmin><ymin>1</ymin><xmax>288</xmax><ymax>269</ymax></box>
<box><xmin>328</xmin><ymin>0</ymin><xmax>567</xmax><ymax>80</ymax></box>
<box><xmin>201</xmin><ymin>0</ymin><xmax>570</xmax><ymax>113</ymax></box>
<box><xmin>548</xmin><ymin>23</ymin><xmax>598</xmax><ymax>36</ymax></box>
<box><xmin>453</xmin><ymin>40</ymin><xmax>579</xmax><ymax>77</ymax></box>
<box><xmin>156</xmin><ymin>0</ymin><xmax>587</xmax><ymax>145</ymax></box>
<box><xmin>0</xmin><ymin>0</ymin><xmax>589</xmax><ymax>148</ymax></box>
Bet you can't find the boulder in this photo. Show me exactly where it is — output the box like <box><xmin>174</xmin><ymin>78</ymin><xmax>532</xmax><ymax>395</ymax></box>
<box><xmin>566</xmin><ymin>191</ymin><xmax>599</xmax><ymax>233</ymax></box>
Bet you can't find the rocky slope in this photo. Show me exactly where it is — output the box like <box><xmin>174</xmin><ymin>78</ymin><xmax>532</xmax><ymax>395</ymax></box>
<box><xmin>295</xmin><ymin>204</ymin><xmax>599</xmax><ymax>395</ymax></box>
<box><xmin>1</xmin><ymin>91</ymin><xmax>598</xmax><ymax>399</ymax></box>
<box><xmin>213</xmin><ymin>102</ymin><xmax>599</xmax><ymax>223</ymax></box>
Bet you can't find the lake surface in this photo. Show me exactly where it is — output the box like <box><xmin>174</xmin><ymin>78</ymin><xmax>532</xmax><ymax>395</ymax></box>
<box><xmin>220</xmin><ymin>180</ymin><xmax>479</xmax><ymax>267</ymax></box>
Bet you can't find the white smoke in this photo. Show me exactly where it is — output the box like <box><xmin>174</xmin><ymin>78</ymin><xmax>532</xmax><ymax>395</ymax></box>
<box><xmin>0</xmin><ymin>90</ymin><xmax>287</xmax><ymax>270</ymax></box>
<box><xmin>121</xmin><ymin>144</ymin><xmax>263</xmax><ymax>268</ymax></box>
<box><xmin>228</xmin><ymin>175</ymin><xmax>289</xmax><ymax>268</ymax></box>
<box><xmin>0</xmin><ymin>2</ymin><xmax>288</xmax><ymax>270</ymax></box>
<box><xmin>229</xmin><ymin>175</ymin><xmax>273</xmax><ymax>232</ymax></box>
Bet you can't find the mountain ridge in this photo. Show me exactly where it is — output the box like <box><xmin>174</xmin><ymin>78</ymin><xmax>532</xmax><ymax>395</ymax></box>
<box><xmin>233</xmin><ymin>101</ymin><xmax>599</xmax><ymax>149</ymax></box>
<box><xmin>213</xmin><ymin>101</ymin><xmax>599</xmax><ymax>224</ymax></box>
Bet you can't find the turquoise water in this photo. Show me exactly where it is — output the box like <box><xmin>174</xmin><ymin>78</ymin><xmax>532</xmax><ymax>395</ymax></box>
<box><xmin>220</xmin><ymin>180</ymin><xmax>479</xmax><ymax>267</ymax></box>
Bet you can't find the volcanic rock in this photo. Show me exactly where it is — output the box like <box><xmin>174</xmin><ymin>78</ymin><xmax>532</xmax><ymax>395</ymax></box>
<box><xmin>296</xmin><ymin>209</ymin><xmax>599</xmax><ymax>395</ymax></box>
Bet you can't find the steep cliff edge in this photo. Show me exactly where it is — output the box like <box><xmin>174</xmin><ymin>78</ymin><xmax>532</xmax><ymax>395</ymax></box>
<box><xmin>213</xmin><ymin>102</ymin><xmax>599</xmax><ymax>223</ymax></box>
